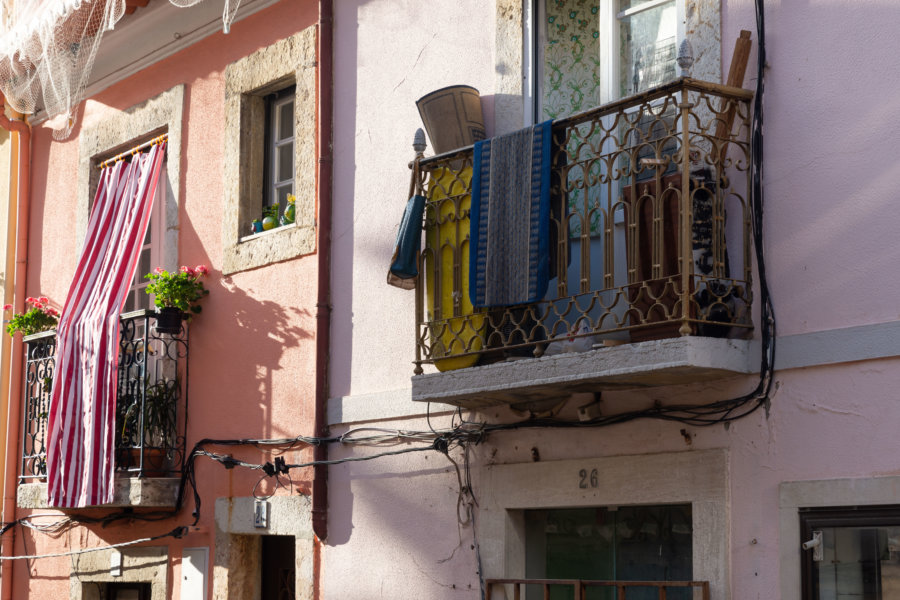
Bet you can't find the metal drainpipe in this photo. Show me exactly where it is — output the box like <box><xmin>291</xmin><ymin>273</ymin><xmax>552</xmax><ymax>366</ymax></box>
<box><xmin>312</xmin><ymin>0</ymin><xmax>333</xmax><ymax>544</ymax></box>
<box><xmin>0</xmin><ymin>94</ymin><xmax>31</xmax><ymax>600</ymax></box>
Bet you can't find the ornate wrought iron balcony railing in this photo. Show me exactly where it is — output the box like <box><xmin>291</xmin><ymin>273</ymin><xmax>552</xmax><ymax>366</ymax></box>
<box><xmin>410</xmin><ymin>78</ymin><xmax>754</xmax><ymax>375</ymax></box>
<box><xmin>20</xmin><ymin>309</ymin><xmax>189</xmax><ymax>483</ymax></box>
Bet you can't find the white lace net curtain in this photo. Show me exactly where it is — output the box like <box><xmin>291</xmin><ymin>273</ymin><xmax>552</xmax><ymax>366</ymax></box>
<box><xmin>0</xmin><ymin>0</ymin><xmax>241</xmax><ymax>139</ymax></box>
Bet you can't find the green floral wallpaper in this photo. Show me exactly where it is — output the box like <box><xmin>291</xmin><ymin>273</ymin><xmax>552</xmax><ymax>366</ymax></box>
<box><xmin>539</xmin><ymin>0</ymin><xmax>677</xmax><ymax>238</ymax></box>
<box><xmin>541</xmin><ymin>0</ymin><xmax>604</xmax><ymax>237</ymax></box>
<box><xmin>541</xmin><ymin>0</ymin><xmax>602</xmax><ymax>121</ymax></box>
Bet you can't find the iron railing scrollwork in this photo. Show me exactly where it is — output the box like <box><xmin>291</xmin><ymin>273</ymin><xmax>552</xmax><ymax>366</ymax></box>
<box><xmin>19</xmin><ymin>309</ymin><xmax>189</xmax><ymax>483</ymax></box>
<box><xmin>412</xmin><ymin>78</ymin><xmax>755</xmax><ymax>374</ymax></box>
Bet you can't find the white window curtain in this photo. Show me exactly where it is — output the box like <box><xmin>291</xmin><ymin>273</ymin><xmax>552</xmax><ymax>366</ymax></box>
<box><xmin>46</xmin><ymin>142</ymin><xmax>166</xmax><ymax>507</ymax></box>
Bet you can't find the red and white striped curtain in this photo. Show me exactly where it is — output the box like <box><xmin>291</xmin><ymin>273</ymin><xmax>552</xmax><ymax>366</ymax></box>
<box><xmin>47</xmin><ymin>143</ymin><xmax>166</xmax><ymax>507</ymax></box>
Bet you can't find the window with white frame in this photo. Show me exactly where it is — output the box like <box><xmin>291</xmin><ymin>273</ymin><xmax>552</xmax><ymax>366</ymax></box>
<box><xmin>528</xmin><ymin>0</ymin><xmax>682</xmax><ymax>123</ymax></box>
<box><xmin>122</xmin><ymin>164</ymin><xmax>166</xmax><ymax>313</ymax></box>
<box><xmin>263</xmin><ymin>85</ymin><xmax>295</xmax><ymax>223</ymax></box>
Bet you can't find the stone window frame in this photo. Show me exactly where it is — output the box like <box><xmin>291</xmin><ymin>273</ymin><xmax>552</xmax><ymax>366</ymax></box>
<box><xmin>491</xmin><ymin>0</ymin><xmax>721</xmax><ymax>136</ymax></box>
<box><xmin>478</xmin><ymin>449</ymin><xmax>730</xmax><ymax>598</ymax></box>
<box><xmin>213</xmin><ymin>495</ymin><xmax>315</xmax><ymax>600</ymax></box>
<box><xmin>76</xmin><ymin>84</ymin><xmax>184</xmax><ymax>276</ymax></box>
<box><xmin>222</xmin><ymin>27</ymin><xmax>317</xmax><ymax>275</ymax></box>
<box><xmin>779</xmin><ymin>476</ymin><xmax>900</xmax><ymax>600</ymax></box>
<box><xmin>71</xmin><ymin>546</ymin><xmax>168</xmax><ymax>600</ymax></box>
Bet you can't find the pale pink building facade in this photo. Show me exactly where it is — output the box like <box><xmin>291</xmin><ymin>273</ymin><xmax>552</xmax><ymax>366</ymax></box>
<box><xmin>0</xmin><ymin>1</ymin><xmax>894</xmax><ymax>599</ymax></box>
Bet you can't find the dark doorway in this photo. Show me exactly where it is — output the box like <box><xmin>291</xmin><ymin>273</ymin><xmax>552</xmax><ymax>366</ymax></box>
<box><xmin>106</xmin><ymin>582</ymin><xmax>151</xmax><ymax>600</ymax></box>
<box><xmin>261</xmin><ymin>535</ymin><xmax>296</xmax><ymax>600</ymax></box>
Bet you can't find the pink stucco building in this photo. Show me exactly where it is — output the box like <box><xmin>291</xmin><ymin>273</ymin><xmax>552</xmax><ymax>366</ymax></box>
<box><xmin>0</xmin><ymin>1</ymin><xmax>894</xmax><ymax>599</ymax></box>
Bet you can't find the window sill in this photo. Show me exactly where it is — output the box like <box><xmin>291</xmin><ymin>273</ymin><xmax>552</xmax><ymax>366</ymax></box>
<box><xmin>239</xmin><ymin>222</ymin><xmax>297</xmax><ymax>243</ymax></box>
<box><xmin>17</xmin><ymin>477</ymin><xmax>180</xmax><ymax>509</ymax></box>
<box><xmin>411</xmin><ymin>336</ymin><xmax>755</xmax><ymax>409</ymax></box>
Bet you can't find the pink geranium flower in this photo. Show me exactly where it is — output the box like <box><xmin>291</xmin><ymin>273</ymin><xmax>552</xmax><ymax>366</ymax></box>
<box><xmin>4</xmin><ymin>295</ymin><xmax>59</xmax><ymax>336</ymax></box>
<box><xmin>144</xmin><ymin>265</ymin><xmax>210</xmax><ymax>314</ymax></box>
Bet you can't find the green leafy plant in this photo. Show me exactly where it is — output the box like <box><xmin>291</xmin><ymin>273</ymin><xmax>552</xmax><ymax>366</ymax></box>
<box><xmin>117</xmin><ymin>379</ymin><xmax>178</xmax><ymax>448</ymax></box>
<box><xmin>144</xmin><ymin>265</ymin><xmax>210</xmax><ymax>313</ymax></box>
<box><xmin>262</xmin><ymin>204</ymin><xmax>280</xmax><ymax>220</ymax></box>
<box><xmin>3</xmin><ymin>296</ymin><xmax>59</xmax><ymax>336</ymax></box>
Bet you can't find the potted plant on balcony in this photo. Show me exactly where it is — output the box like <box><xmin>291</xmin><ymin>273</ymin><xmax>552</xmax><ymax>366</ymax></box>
<box><xmin>2</xmin><ymin>296</ymin><xmax>59</xmax><ymax>337</ymax></box>
<box><xmin>116</xmin><ymin>378</ymin><xmax>178</xmax><ymax>477</ymax></box>
<box><xmin>144</xmin><ymin>265</ymin><xmax>209</xmax><ymax>334</ymax></box>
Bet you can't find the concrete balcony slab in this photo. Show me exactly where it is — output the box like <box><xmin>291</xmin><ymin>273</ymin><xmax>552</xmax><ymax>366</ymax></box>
<box><xmin>18</xmin><ymin>477</ymin><xmax>180</xmax><ymax>509</ymax></box>
<box><xmin>412</xmin><ymin>336</ymin><xmax>755</xmax><ymax>408</ymax></box>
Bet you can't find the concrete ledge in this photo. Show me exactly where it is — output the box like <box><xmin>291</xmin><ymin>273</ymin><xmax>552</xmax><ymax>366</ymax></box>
<box><xmin>412</xmin><ymin>336</ymin><xmax>754</xmax><ymax>408</ymax></box>
<box><xmin>18</xmin><ymin>477</ymin><xmax>180</xmax><ymax>509</ymax></box>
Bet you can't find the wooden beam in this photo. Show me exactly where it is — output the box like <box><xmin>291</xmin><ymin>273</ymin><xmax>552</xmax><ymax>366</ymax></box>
<box><xmin>714</xmin><ymin>30</ymin><xmax>753</xmax><ymax>144</ymax></box>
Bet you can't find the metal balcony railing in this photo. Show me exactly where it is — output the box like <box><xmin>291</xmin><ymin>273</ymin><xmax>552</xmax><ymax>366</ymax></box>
<box><xmin>485</xmin><ymin>578</ymin><xmax>710</xmax><ymax>600</ymax></box>
<box><xmin>20</xmin><ymin>309</ymin><xmax>189</xmax><ymax>483</ymax></box>
<box><xmin>411</xmin><ymin>78</ymin><xmax>754</xmax><ymax>374</ymax></box>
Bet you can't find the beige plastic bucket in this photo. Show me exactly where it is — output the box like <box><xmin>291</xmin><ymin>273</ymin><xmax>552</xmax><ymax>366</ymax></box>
<box><xmin>416</xmin><ymin>85</ymin><xmax>485</xmax><ymax>155</ymax></box>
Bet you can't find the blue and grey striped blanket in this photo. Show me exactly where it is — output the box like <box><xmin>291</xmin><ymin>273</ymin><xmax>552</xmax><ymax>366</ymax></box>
<box><xmin>469</xmin><ymin>120</ymin><xmax>552</xmax><ymax>307</ymax></box>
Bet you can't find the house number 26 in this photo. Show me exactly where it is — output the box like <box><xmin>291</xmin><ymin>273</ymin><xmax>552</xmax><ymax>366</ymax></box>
<box><xmin>578</xmin><ymin>468</ymin><xmax>599</xmax><ymax>489</ymax></box>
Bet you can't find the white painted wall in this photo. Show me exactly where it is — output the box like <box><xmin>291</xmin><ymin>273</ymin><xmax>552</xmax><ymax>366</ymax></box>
<box><xmin>324</xmin><ymin>1</ymin><xmax>900</xmax><ymax>599</ymax></box>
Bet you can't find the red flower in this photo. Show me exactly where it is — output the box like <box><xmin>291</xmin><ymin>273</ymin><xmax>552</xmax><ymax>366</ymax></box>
<box><xmin>25</xmin><ymin>297</ymin><xmax>36</xmax><ymax>304</ymax></box>
<box><xmin>38</xmin><ymin>296</ymin><xmax>49</xmax><ymax>304</ymax></box>
<box><xmin>2</xmin><ymin>304</ymin><xmax>11</xmax><ymax>311</ymax></box>
<box><xmin>195</xmin><ymin>265</ymin><xmax>209</xmax><ymax>275</ymax></box>
<box><xmin>154</xmin><ymin>267</ymin><xmax>164</xmax><ymax>274</ymax></box>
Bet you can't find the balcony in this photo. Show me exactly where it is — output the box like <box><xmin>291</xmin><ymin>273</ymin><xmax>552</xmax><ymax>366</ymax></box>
<box><xmin>17</xmin><ymin>309</ymin><xmax>188</xmax><ymax>508</ymax></box>
<box><xmin>411</xmin><ymin>78</ymin><xmax>756</xmax><ymax>408</ymax></box>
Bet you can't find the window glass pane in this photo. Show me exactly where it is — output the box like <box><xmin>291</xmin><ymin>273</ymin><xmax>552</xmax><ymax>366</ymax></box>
<box><xmin>136</xmin><ymin>285</ymin><xmax>150</xmax><ymax>310</ymax></box>
<box><xmin>539</xmin><ymin>0</ymin><xmax>603</xmax><ymax>120</ymax></box>
<box><xmin>139</xmin><ymin>248</ymin><xmax>150</xmax><ymax>284</ymax></box>
<box><xmin>277</xmin><ymin>100</ymin><xmax>294</xmax><ymax>141</ymax></box>
<box><xmin>618</xmin><ymin>0</ymin><xmax>677</xmax><ymax>96</ymax></box>
<box><xmin>275</xmin><ymin>184</ymin><xmax>293</xmax><ymax>214</ymax></box>
<box><xmin>123</xmin><ymin>291</ymin><xmax>135</xmax><ymax>313</ymax></box>
<box><xmin>810</xmin><ymin>526</ymin><xmax>900</xmax><ymax>600</ymax></box>
<box><xmin>525</xmin><ymin>505</ymin><xmax>692</xmax><ymax>600</ymax></box>
<box><xmin>276</xmin><ymin>144</ymin><xmax>293</xmax><ymax>183</ymax></box>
